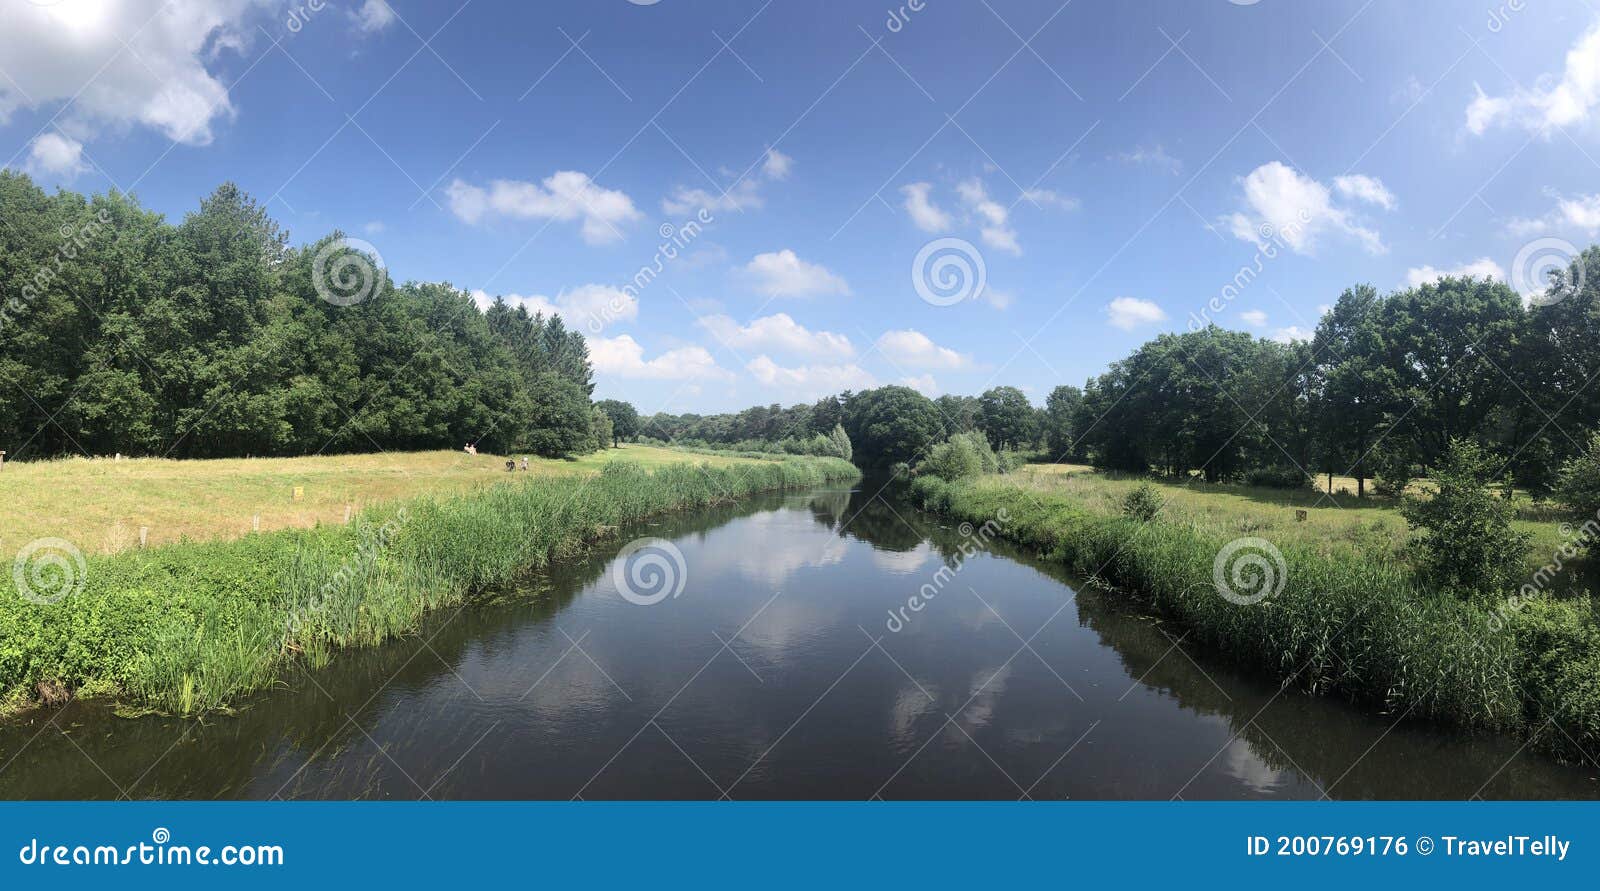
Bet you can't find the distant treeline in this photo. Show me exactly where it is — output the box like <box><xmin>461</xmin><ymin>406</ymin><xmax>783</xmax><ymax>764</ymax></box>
<box><xmin>650</xmin><ymin>258</ymin><xmax>1600</xmax><ymax>494</ymax></box>
<box><xmin>0</xmin><ymin>174</ymin><xmax>604</xmax><ymax>460</ymax></box>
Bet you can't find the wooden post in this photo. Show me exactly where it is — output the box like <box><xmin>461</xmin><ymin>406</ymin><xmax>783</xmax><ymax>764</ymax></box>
<box><xmin>0</xmin><ymin>450</ymin><xmax>6</xmax><ymax>470</ymax></box>
<box><xmin>139</xmin><ymin>527</ymin><xmax>148</xmax><ymax>549</ymax></box>
<box><xmin>343</xmin><ymin>505</ymin><xmax>352</xmax><ymax>524</ymax></box>
<box><xmin>252</xmin><ymin>515</ymin><xmax>260</xmax><ymax>532</ymax></box>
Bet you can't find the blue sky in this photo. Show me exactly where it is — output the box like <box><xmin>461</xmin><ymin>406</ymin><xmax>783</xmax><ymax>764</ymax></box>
<box><xmin>5</xmin><ymin>0</ymin><xmax>1600</xmax><ymax>413</ymax></box>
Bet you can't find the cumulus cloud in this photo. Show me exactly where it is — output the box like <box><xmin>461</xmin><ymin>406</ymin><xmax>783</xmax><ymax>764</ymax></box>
<box><xmin>0</xmin><ymin>1</ymin><xmax>261</xmax><ymax>148</ymax></box>
<box><xmin>901</xmin><ymin>182</ymin><xmax>953</xmax><ymax>232</ymax></box>
<box><xmin>901</xmin><ymin>374</ymin><xmax>940</xmax><ymax>397</ymax></box>
<box><xmin>696</xmin><ymin>313</ymin><xmax>853</xmax><ymax>359</ymax></box>
<box><xmin>739</xmin><ymin>249</ymin><xmax>849</xmax><ymax>298</ymax></box>
<box><xmin>1403</xmin><ymin>258</ymin><xmax>1507</xmax><ymax>288</ymax></box>
<box><xmin>1106</xmin><ymin>297</ymin><xmax>1167</xmax><ymax>331</ymax></box>
<box><xmin>25</xmin><ymin>133</ymin><xmax>87</xmax><ymax>179</ymax></box>
<box><xmin>1467</xmin><ymin>22</ymin><xmax>1600</xmax><ymax>136</ymax></box>
<box><xmin>1220</xmin><ymin>161</ymin><xmax>1389</xmax><ymax>255</ymax></box>
<box><xmin>746</xmin><ymin>356</ymin><xmax>876</xmax><ymax>396</ymax></box>
<box><xmin>353</xmin><ymin>0</ymin><xmax>398</xmax><ymax>32</ymax></box>
<box><xmin>1333</xmin><ymin>174</ymin><xmax>1397</xmax><ymax>210</ymax></box>
<box><xmin>1507</xmin><ymin>193</ymin><xmax>1600</xmax><ymax>237</ymax></box>
<box><xmin>590</xmin><ymin>335</ymin><xmax>727</xmax><ymax>380</ymax></box>
<box><xmin>957</xmin><ymin>178</ymin><xmax>1020</xmax><ymax>256</ymax></box>
<box><xmin>1271</xmin><ymin>326</ymin><xmax>1313</xmax><ymax>344</ymax></box>
<box><xmin>661</xmin><ymin>147</ymin><xmax>792</xmax><ymax>216</ymax></box>
<box><xmin>470</xmin><ymin>284</ymin><xmax>637</xmax><ymax>331</ymax></box>
<box><xmin>1239</xmin><ymin>309</ymin><xmax>1269</xmax><ymax>328</ymax></box>
<box><xmin>446</xmin><ymin>172</ymin><xmax>640</xmax><ymax>244</ymax></box>
<box><xmin>874</xmin><ymin>329</ymin><xmax>971</xmax><ymax>369</ymax></box>
<box><xmin>1021</xmin><ymin>188</ymin><xmax>1080</xmax><ymax>211</ymax></box>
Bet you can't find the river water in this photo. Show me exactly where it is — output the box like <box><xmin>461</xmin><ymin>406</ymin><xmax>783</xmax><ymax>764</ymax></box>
<box><xmin>1</xmin><ymin>486</ymin><xmax>1594</xmax><ymax>799</ymax></box>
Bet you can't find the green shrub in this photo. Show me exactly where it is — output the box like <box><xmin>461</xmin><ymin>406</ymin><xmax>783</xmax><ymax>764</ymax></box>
<box><xmin>1555</xmin><ymin>431</ymin><xmax>1600</xmax><ymax>527</ymax></box>
<box><xmin>1121</xmin><ymin>483</ymin><xmax>1162</xmax><ymax>521</ymax></box>
<box><xmin>1401</xmin><ymin>439</ymin><xmax>1532</xmax><ymax>597</ymax></box>
<box><xmin>1241</xmin><ymin>466</ymin><xmax>1313</xmax><ymax>490</ymax></box>
<box><xmin>1369</xmin><ymin>445</ymin><xmax>1416</xmax><ymax>499</ymax></box>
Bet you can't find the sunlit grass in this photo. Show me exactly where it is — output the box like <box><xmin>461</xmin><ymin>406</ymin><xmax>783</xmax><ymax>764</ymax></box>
<box><xmin>0</xmin><ymin>445</ymin><xmax>764</xmax><ymax>554</ymax></box>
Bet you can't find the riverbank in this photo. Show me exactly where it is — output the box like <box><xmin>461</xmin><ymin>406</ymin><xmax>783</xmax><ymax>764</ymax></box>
<box><xmin>907</xmin><ymin>473</ymin><xmax>1600</xmax><ymax>763</ymax></box>
<box><xmin>0</xmin><ymin>445</ymin><xmax>759</xmax><ymax>553</ymax></box>
<box><xmin>1</xmin><ymin>455</ymin><xmax>860</xmax><ymax>717</ymax></box>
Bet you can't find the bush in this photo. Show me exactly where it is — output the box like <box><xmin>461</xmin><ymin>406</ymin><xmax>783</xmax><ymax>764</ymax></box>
<box><xmin>1241</xmin><ymin>466</ymin><xmax>1312</xmax><ymax>490</ymax></box>
<box><xmin>1369</xmin><ymin>445</ymin><xmax>1416</xmax><ymax>499</ymax></box>
<box><xmin>1400</xmin><ymin>439</ymin><xmax>1532</xmax><ymax>597</ymax></box>
<box><xmin>919</xmin><ymin>436</ymin><xmax>983</xmax><ymax>482</ymax></box>
<box><xmin>1121</xmin><ymin>483</ymin><xmax>1162</xmax><ymax>521</ymax></box>
<box><xmin>1555</xmin><ymin>431</ymin><xmax>1600</xmax><ymax>525</ymax></box>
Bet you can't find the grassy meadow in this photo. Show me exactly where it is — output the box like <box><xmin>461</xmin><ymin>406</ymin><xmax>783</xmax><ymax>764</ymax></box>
<box><xmin>2</xmin><ymin>450</ymin><xmax>859</xmax><ymax>717</ymax></box>
<box><xmin>1013</xmin><ymin>462</ymin><xmax>1575</xmax><ymax>582</ymax></box>
<box><xmin>0</xmin><ymin>445</ymin><xmax>761</xmax><ymax>554</ymax></box>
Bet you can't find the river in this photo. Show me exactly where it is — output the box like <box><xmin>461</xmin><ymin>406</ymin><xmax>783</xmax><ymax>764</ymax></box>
<box><xmin>0</xmin><ymin>485</ymin><xmax>1594</xmax><ymax>799</ymax></box>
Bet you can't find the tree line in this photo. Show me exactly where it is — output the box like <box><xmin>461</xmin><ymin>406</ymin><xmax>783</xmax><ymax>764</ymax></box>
<box><xmin>0</xmin><ymin>174</ymin><xmax>609</xmax><ymax>460</ymax></box>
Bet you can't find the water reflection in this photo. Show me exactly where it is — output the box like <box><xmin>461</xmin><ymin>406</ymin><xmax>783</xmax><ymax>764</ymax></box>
<box><xmin>0</xmin><ymin>487</ymin><xmax>1594</xmax><ymax>800</ymax></box>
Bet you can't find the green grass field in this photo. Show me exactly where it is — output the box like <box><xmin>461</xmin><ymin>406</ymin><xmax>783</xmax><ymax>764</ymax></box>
<box><xmin>1012</xmin><ymin>462</ymin><xmax>1575</xmax><ymax>580</ymax></box>
<box><xmin>1</xmin><ymin>445</ymin><xmax>766</xmax><ymax>555</ymax></box>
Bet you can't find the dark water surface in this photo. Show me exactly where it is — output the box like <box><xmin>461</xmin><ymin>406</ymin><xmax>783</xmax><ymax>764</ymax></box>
<box><xmin>1</xmin><ymin>487</ymin><xmax>1595</xmax><ymax>800</ymax></box>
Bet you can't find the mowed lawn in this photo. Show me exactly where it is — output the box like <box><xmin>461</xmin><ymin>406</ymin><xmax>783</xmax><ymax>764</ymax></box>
<box><xmin>1012</xmin><ymin>461</ymin><xmax>1573</xmax><ymax>578</ymax></box>
<box><xmin>3</xmin><ymin>445</ymin><xmax>768</xmax><ymax>554</ymax></box>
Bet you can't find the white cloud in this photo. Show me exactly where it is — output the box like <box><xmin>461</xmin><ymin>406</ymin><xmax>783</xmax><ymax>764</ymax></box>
<box><xmin>363</xmin><ymin>221</ymin><xmax>386</xmax><ymax>235</ymax></box>
<box><xmin>696</xmin><ymin>313</ymin><xmax>854</xmax><ymax>359</ymax></box>
<box><xmin>1239</xmin><ymin>309</ymin><xmax>1269</xmax><ymax>328</ymax></box>
<box><xmin>1221</xmin><ymin>161</ymin><xmax>1388</xmax><ymax>255</ymax></box>
<box><xmin>1508</xmin><ymin>193</ymin><xmax>1600</xmax><ymax>237</ymax></box>
<box><xmin>1021</xmin><ymin>188</ymin><xmax>1079</xmax><ymax>211</ymax></box>
<box><xmin>1333</xmin><ymin>174</ymin><xmax>1397</xmax><ymax>210</ymax></box>
<box><xmin>590</xmin><ymin>335</ymin><xmax>728</xmax><ymax>380</ymax></box>
<box><xmin>874</xmin><ymin>329</ymin><xmax>970</xmax><ymax>369</ymax></box>
<box><xmin>1114</xmin><ymin>144</ymin><xmax>1182</xmax><ymax>175</ymax></box>
<box><xmin>0</xmin><ymin>1</ymin><xmax>261</xmax><ymax>147</ymax></box>
<box><xmin>1106</xmin><ymin>297</ymin><xmax>1167</xmax><ymax>331</ymax></box>
<box><xmin>25</xmin><ymin>133</ymin><xmax>87</xmax><ymax>179</ymax></box>
<box><xmin>746</xmin><ymin>356</ymin><xmax>876</xmax><ymax>396</ymax></box>
<box><xmin>762</xmin><ymin>147</ymin><xmax>793</xmax><ymax>180</ymax></box>
<box><xmin>470</xmin><ymin>284</ymin><xmax>638</xmax><ymax>332</ymax></box>
<box><xmin>446</xmin><ymin>172</ymin><xmax>640</xmax><ymax>244</ymax></box>
<box><xmin>957</xmin><ymin>178</ymin><xmax>1020</xmax><ymax>256</ymax></box>
<box><xmin>1466</xmin><ymin>22</ymin><xmax>1600</xmax><ymax>136</ymax></box>
<box><xmin>1271</xmin><ymin>326</ymin><xmax>1313</xmax><ymax>344</ymax></box>
<box><xmin>901</xmin><ymin>182</ymin><xmax>953</xmax><ymax>232</ymax></box>
<box><xmin>901</xmin><ymin>374</ymin><xmax>940</xmax><ymax>397</ymax></box>
<box><xmin>739</xmin><ymin>249</ymin><xmax>850</xmax><ymax>298</ymax></box>
<box><xmin>354</xmin><ymin>0</ymin><xmax>397</xmax><ymax>32</ymax></box>
<box><xmin>1404</xmin><ymin>258</ymin><xmax>1507</xmax><ymax>288</ymax></box>
<box><xmin>982</xmin><ymin>287</ymin><xmax>1014</xmax><ymax>310</ymax></box>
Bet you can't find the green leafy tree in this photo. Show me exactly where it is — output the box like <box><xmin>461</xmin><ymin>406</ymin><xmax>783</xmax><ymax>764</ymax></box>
<box><xmin>1042</xmin><ymin>385</ymin><xmax>1083</xmax><ymax>460</ymax></box>
<box><xmin>827</xmin><ymin>423</ymin><xmax>853</xmax><ymax>461</ymax></box>
<box><xmin>842</xmin><ymin>385</ymin><xmax>943</xmax><ymax>468</ymax></box>
<box><xmin>1400</xmin><ymin>439</ymin><xmax>1531</xmax><ymax>596</ymax></box>
<box><xmin>595</xmin><ymin>399</ymin><xmax>640</xmax><ymax>446</ymax></box>
<box><xmin>977</xmin><ymin>386</ymin><xmax>1035</xmax><ymax>451</ymax></box>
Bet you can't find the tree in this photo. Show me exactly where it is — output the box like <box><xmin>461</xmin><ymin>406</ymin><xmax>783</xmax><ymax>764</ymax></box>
<box><xmin>590</xmin><ymin>405</ymin><xmax>614</xmax><ymax>453</ymax></box>
<box><xmin>1555</xmin><ymin>431</ymin><xmax>1600</xmax><ymax>528</ymax></box>
<box><xmin>595</xmin><ymin>399</ymin><xmax>640</xmax><ymax>447</ymax></box>
<box><xmin>842</xmin><ymin>385</ymin><xmax>943</xmax><ymax>468</ymax></box>
<box><xmin>827</xmin><ymin>423</ymin><xmax>853</xmax><ymax>461</ymax></box>
<box><xmin>1042</xmin><ymin>385</ymin><xmax>1083</xmax><ymax>460</ymax></box>
<box><xmin>522</xmin><ymin>375</ymin><xmax>593</xmax><ymax>458</ymax></box>
<box><xmin>1400</xmin><ymin>439</ymin><xmax>1531</xmax><ymax>596</ymax></box>
<box><xmin>977</xmin><ymin>386</ymin><xmax>1035</xmax><ymax>451</ymax></box>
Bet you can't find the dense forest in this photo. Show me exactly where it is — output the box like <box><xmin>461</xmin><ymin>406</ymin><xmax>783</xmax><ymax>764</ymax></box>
<box><xmin>0</xmin><ymin>173</ymin><xmax>605</xmax><ymax>460</ymax></box>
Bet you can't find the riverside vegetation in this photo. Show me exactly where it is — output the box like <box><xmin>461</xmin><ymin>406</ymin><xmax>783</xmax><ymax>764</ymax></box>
<box><xmin>0</xmin><ymin>454</ymin><xmax>859</xmax><ymax>716</ymax></box>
